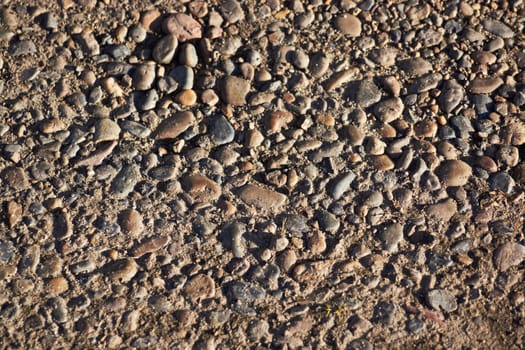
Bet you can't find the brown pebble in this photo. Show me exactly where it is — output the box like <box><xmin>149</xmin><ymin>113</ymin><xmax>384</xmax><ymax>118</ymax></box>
<box><xmin>132</xmin><ymin>236</ymin><xmax>169</xmax><ymax>257</ymax></box>
<box><xmin>6</xmin><ymin>201</ymin><xmax>23</xmax><ymax>228</ymax></box>
<box><xmin>45</xmin><ymin>276</ymin><xmax>69</xmax><ymax>295</ymax></box>
<box><xmin>266</xmin><ymin>110</ymin><xmax>293</xmax><ymax>133</ymax></box>
<box><xmin>118</xmin><ymin>209</ymin><xmax>144</xmax><ymax>237</ymax></box>
<box><xmin>435</xmin><ymin>160</ymin><xmax>472</xmax><ymax>187</ymax></box>
<box><xmin>238</xmin><ymin>183</ymin><xmax>287</xmax><ymax>211</ymax></box>
<box><xmin>494</xmin><ymin>242</ymin><xmax>525</xmax><ymax>272</ymax></box>
<box><xmin>162</xmin><ymin>13</ymin><xmax>202</xmax><ymax>42</ymax></box>
<box><xmin>104</xmin><ymin>258</ymin><xmax>138</xmax><ymax>283</ymax></box>
<box><xmin>181</xmin><ymin>173</ymin><xmax>221</xmax><ymax>203</ymax></box>
<box><xmin>469</xmin><ymin>77</ymin><xmax>503</xmax><ymax>94</ymax></box>
<box><xmin>183</xmin><ymin>274</ymin><xmax>215</xmax><ymax>301</ymax></box>
<box><xmin>426</xmin><ymin>198</ymin><xmax>457</xmax><ymax>222</ymax></box>
<box><xmin>154</xmin><ymin>111</ymin><xmax>195</xmax><ymax>140</ymax></box>
<box><xmin>335</xmin><ymin>13</ymin><xmax>362</xmax><ymax>37</ymax></box>
<box><xmin>369</xmin><ymin>155</ymin><xmax>395</xmax><ymax>170</ymax></box>
<box><xmin>174</xmin><ymin>89</ymin><xmax>197</xmax><ymax>106</ymax></box>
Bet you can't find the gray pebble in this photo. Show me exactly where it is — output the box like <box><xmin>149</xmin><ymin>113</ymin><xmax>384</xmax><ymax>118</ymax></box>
<box><xmin>129</xmin><ymin>24</ymin><xmax>147</xmax><ymax>43</ymax></box>
<box><xmin>119</xmin><ymin>120</ymin><xmax>151</xmax><ymax>138</ymax></box>
<box><xmin>132</xmin><ymin>63</ymin><xmax>156</xmax><ymax>91</ymax></box>
<box><xmin>49</xmin><ymin>297</ymin><xmax>68</xmax><ymax>323</ymax></box>
<box><xmin>178</xmin><ymin>43</ymin><xmax>198</xmax><ymax>67</ymax></box>
<box><xmin>210</xmin><ymin>115</ymin><xmax>235</xmax><ymax>145</ymax></box>
<box><xmin>152</xmin><ymin>34</ymin><xmax>178</xmax><ymax>64</ymax></box>
<box><xmin>354</xmin><ymin>80</ymin><xmax>382</xmax><ymax>108</ymax></box>
<box><xmin>489</xmin><ymin>172</ymin><xmax>515</xmax><ymax>193</ymax></box>
<box><xmin>330</xmin><ymin>171</ymin><xmax>356</xmax><ymax>200</ymax></box>
<box><xmin>316</xmin><ymin>210</ymin><xmax>340</xmax><ymax>233</ymax></box>
<box><xmin>133</xmin><ymin>89</ymin><xmax>158</xmax><ymax>111</ymax></box>
<box><xmin>170</xmin><ymin>65</ymin><xmax>194</xmax><ymax>90</ymax></box>
<box><xmin>9</xmin><ymin>40</ymin><xmax>37</xmax><ymax>56</ymax></box>
<box><xmin>110</xmin><ymin>164</ymin><xmax>140</xmax><ymax>198</ymax></box>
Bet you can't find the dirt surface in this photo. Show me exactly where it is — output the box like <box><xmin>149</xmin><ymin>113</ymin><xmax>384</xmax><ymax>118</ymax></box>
<box><xmin>1</xmin><ymin>0</ymin><xmax>525</xmax><ymax>349</ymax></box>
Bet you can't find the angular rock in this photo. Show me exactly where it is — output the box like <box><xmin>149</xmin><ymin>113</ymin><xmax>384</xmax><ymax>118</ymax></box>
<box><xmin>354</xmin><ymin>80</ymin><xmax>382</xmax><ymax>108</ymax></box>
<box><xmin>469</xmin><ymin>77</ymin><xmax>503</xmax><ymax>94</ymax></box>
<box><xmin>373</xmin><ymin>98</ymin><xmax>404</xmax><ymax>123</ymax></box>
<box><xmin>494</xmin><ymin>242</ymin><xmax>525</xmax><ymax>271</ymax></box>
<box><xmin>110</xmin><ymin>164</ymin><xmax>140</xmax><ymax>198</ymax></box>
<box><xmin>427</xmin><ymin>289</ymin><xmax>457</xmax><ymax>312</ymax></box>
<box><xmin>183</xmin><ymin>274</ymin><xmax>216</xmax><ymax>302</ymax></box>
<box><xmin>438</xmin><ymin>80</ymin><xmax>464</xmax><ymax>113</ymax></box>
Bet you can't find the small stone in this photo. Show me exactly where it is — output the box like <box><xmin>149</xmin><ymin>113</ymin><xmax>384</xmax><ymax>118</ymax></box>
<box><xmin>372</xmin><ymin>301</ymin><xmax>396</xmax><ymax>326</ymax></box>
<box><xmin>309</xmin><ymin>52</ymin><xmax>330</xmax><ymax>78</ymax></box>
<box><xmin>308</xmin><ymin>231</ymin><xmax>326</xmax><ymax>254</ymax></box>
<box><xmin>45</xmin><ymin>276</ymin><xmax>69</xmax><ymax>295</ymax></box>
<box><xmin>120</xmin><ymin>120</ymin><xmax>151</xmax><ymax>138</ymax></box>
<box><xmin>201</xmin><ymin>89</ymin><xmax>219</xmax><ymax>106</ymax></box>
<box><xmin>132</xmin><ymin>63</ymin><xmax>156</xmax><ymax>91</ymax></box>
<box><xmin>354</xmin><ymin>80</ymin><xmax>382</xmax><ymax>108</ymax></box>
<box><xmin>427</xmin><ymin>289</ymin><xmax>457</xmax><ymax>312</ymax></box>
<box><xmin>181</xmin><ymin>174</ymin><xmax>221</xmax><ymax>203</ymax></box>
<box><xmin>104</xmin><ymin>258</ymin><xmax>138</xmax><ymax>283</ymax></box>
<box><xmin>152</xmin><ymin>34</ymin><xmax>178</xmax><ymax>64</ymax></box>
<box><xmin>221</xmin><ymin>0</ymin><xmax>244</xmax><ymax>23</ymax></box>
<box><xmin>133</xmin><ymin>89</ymin><xmax>159</xmax><ymax>111</ymax></box>
<box><xmin>40</xmin><ymin>119</ymin><xmax>66</xmax><ymax>134</ymax></box>
<box><xmin>49</xmin><ymin>297</ymin><xmax>68</xmax><ymax>324</ymax></box>
<box><xmin>110</xmin><ymin>164</ymin><xmax>140</xmax><ymax>198</ymax></box>
<box><xmin>469</xmin><ymin>77</ymin><xmax>503</xmax><ymax>94</ymax></box>
<box><xmin>482</xmin><ymin>19</ymin><xmax>514</xmax><ymax>38</ymax></box>
<box><xmin>373</xmin><ymin>98</ymin><xmax>404</xmax><ymax>123</ymax></box>
<box><xmin>247</xmin><ymin>319</ymin><xmax>270</xmax><ymax>342</ymax></box>
<box><xmin>336</xmin><ymin>13</ymin><xmax>362</xmax><ymax>37</ymax></box>
<box><xmin>6</xmin><ymin>201</ymin><xmax>22</xmax><ymax>229</ymax></box>
<box><xmin>154</xmin><ymin>111</ymin><xmax>195</xmax><ymax>140</ymax></box>
<box><xmin>178</xmin><ymin>43</ymin><xmax>198</xmax><ymax>67</ymax></box>
<box><xmin>94</xmin><ymin>118</ymin><xmax>120</xmax><ymax>143</ymax></box>
<box><xmin>174</xmin><ymin>89</ymin><xmax>197</xmax><ymax>106</ymax></box>
<box><xmin>210</xmin><ymin>115</ymin><xmax>235</xmax><ymax>145</ymax></box>
<box><xmin>489</xmin><ymin>172</ymin><xmax>515</xmax><ymax>193</ymax></box>
<box><xmin>183</xmin><ymin>274</ymin><xmax>215</xmax><ymax>302</ymax></box>
<box><xmin>369</xmin><ymin>155</ymin><xmax>395</xmax><ymax>170</ymax></box>
<box><xmin>494</xmin><ymin>242</ymin><xmax>525</xmax><ymax>272</ymax></box>
<box><xmin>170</xmin><ymin>65</ymin><xmax>194</xmax><ymax>90</ymax></box>
<box><xmin>132</xmin><ymin>236</ymin><xmax>169</xmax><ymax>257</ymax></box>
<box><xmin>2</xmin><ymin>166</ymin><xmax>29</xmax><ymax>190</ymax></box>
<box><xmin>53</xmin><ymin>210</ymin><xmax>73</xmax><ymax>240</ymax></box>
<box><xmin>438</xmin><ymin>80</ymin><xmax>464</xmax><ymax>113</ymax></box>
<box><xmin>426</xmin><ymin>198</ymin><xmax>457</xmax><ymax>222</ymax></box>
<box><xmin>246</xmin><ymin>128</ymin><xmax>264</xmax><ymax>147</ymax></box>
<box><xmin>9</xmin><ymin>40</ymin><xmax>36</xmax><ymax>56</ymax></box>
<box><xmin>316</xmin><ymin>210</ymin><xmax>340</xmax><ymax>233</ymax></box>
<box><xmin>414</xmin><ymin>120</ymin><xmax>438</xmax><ymax>138</ymax></box>
<box><xmin>325</xmin><ymin>67</ymin><xmax>359</xmax><ymax>91</ymax></box>
<box><xmin>266</xmin><ymin>111</ymin><xmax>293</xmax><ymax>133</ymax></box>
<box><xmin>162</xmin><ymin>13</ymin><xmax>202</xmax><ymax>42</ymax></box>
<box><xmin>368</xmin><ymin>48</ymin><xmax>398</xmax><ymax>67</ymax></box>
<box><xmin>330</xmin><ymin>171</ymin><xmax>356</xmax><ymax>200</ymax></box>
<box><xmin>435</xmin><ymin>160</ymin><xmax>472</xmax><ymax>187</ymax></box>
<box><xmin>238</xmin><ymin>184</ymin><xmax>287</xmax><ymax>211</ymax></box>
<box><xmin>226</xmin><ymin>281</ymin><xmax>266</xmax><ymax>315</ymax></box>
<box><xmin>409</xmin><ymin>73</ymin><xmax>443</xmax><ymax>93</ymax></box>
<box><xmin>223</xmin><ymin>221</ymin><xmax>246</xmax><ymax>258</ymax></box>
<box><xmin>398</xmin><ymin>58</ymin><xmax>432</xmax><ymax>77</ymax></box>
<box><xmin>290</xmin><ymin>49</ymin><xmax>309</xmax><ymax>70</ymax></box>
<box><xmin>74</xmin><ymin>32</ymin><xmax>99</xmax><ymax>56</ymax></box>
<box><xmin>379</xmin><ymin>223</ymin><xmax>403</xmax><ymax>252</ymax></box>
<box><xmin>220</xmin><ymin>76</ymin><xmax>250</xmax><ymax>106</ymax></box>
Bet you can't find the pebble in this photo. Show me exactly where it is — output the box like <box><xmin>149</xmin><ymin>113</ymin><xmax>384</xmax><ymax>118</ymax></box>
<box><xmin>409</xmin><ymin>73</ymin><xmax>443</xmax><ymax>93</ymax></box>
<box><xmin>49</xmin><ymin>297</ymin><xmax>68</xmax><ymax>324</ymax></box>
<box><xmin>427</xmin><ymin>289</ymin><xmax>457</xmax><ymax>312</ymax></box>
<box><xmin>110</xmin><ymin>164</ymin><xmax>140</xmax><ymax>198</ymax></box>
<box><xmin>309</xmin><ymin>52</ymin><xmax>330</xmax><ymax>78</ymax></box>
<box><xmin>162</xmin><ymin>14</ymin><xmax>202</xmax><ymax>42</ymax></box>
<box><xmin>425</xmin><ymin>198</ymin><xmax>457</xmax><ymax>222</ymax></box>
<box><xmin>170</xmin><ymin>65</ymin><xmax>194</xmax><ymax>90</ymax></box>
<box><xmin>369</xmin><ymin>48</ymin><xmax>398</xmax><ymax>67</ymax></box>
<box><xmin>74</xmin><ymin>32</ymin><xmax>100</xmax><ymax>56</ymax></box>
<box><xmin>210</xmin><ymin>115</ymin><xmax>235</xmax><ymax>145</ymax></box>
<box><xmin>226</xmin><ymin>281</ymin><xmax>266</xmax><ymax>316</ymax></box>
<box><xmin>174</xmin><ymin>89</ymin><xmax>197</xmax><ymax>106</ymax></box>
<box><xmin>183</xmin><ymin>274</ymin><xmax>216</xmax><ymax>302</ymax></box>
<box><xmin>369</xmin><ymin>155</ymin><xmax>395</xmax><ymax>171</ymax></box>
<box><xmin>2</xmin><ymin>166</ymin><xmax>29</xmax><ymax>190</ymax></box>
<box><xmin>223</xmin><ymin>222</ymin><xmax>246</xmax><ymax>258</ymax></box>
<box><xmin>435</xmin><ymin>160</ymin><xmax>472</xmax><ymax>187</ymax></box>
<box><xmin>373</xmin><ymin>98</ymin><xmax>404</xmax><ymax>123</ymax></box>
<box><xmin>45</xmin><ymin>276</ymin><xmax>69</xmax><ymax>295</ymax></box>
<box><xmin>398</xmin><ymin>58</ymin><xmax>432</xmax><ymax>77</ymax></box>
<box><xmin>220</xmin><ymin>76</ymin><xmax>251</xmax><ymax>106</ymax></box>
<box><xmin>152</xmin><ymin>34</ymin><xmax>178</xmax><ymax>64</ymax></box>
<box><xmin>354</xmin><ymin>80</ymin><xmax>382</xmax><ymax>108</ymax></box>
<box><xmin>181</xmin><ymin>174</ymin><xmax>221</xmax><ymax>203</ymax></box>
<box><xmin>482</xmin><ymin>19</ymin><xmax>514</xmax><ymax>38</ymax></box>
<box><xmin>104</xmin><ymin>258</ymin><xmax>138</xmax><ymax>283</ymax></box>
<box><xmin>132</xmin><ymin>236</ymin><xmax>169</xmax><ymax>257</ymax></box>
<box><xmin>6</xmin><ymin>201</ymin><xmax>22</xmax><ymax>229</ymax></box>
<box><xmin>178</xmin><ymin>43</ymin><xmax>198</xmax><ymax>67</ymax></box>
<box><xmin>238</xmin><ymin>184</ymin><xmax>287</xmax><ymax>211</ymax></box>
<box><xmin>325</xmin><ymin>68</ymin><xmax>359</xmax><ymax>91</ymax></box>
<box><xmin>316</xmin><ymin>210</ymin><xmax>340</xmax><ymax>233</ymax></box>
<box><xmin>469</xmin><ymin>77</ymin><xmax>503</xmax><ymax>94</ymax></box>
<box><xmin>330</xmin><ymin>171</ymin><xmax>356</xmax><ymax>200</ymax></box>
<box><xmin>379</xmin><ymin>223</ymin><xmax>403</xmax><ymax>252</ymax></box>
<box><xmin>94</xmin><ymin>118</ymin><xmax>120</xmax><ymax>143</ymax></box>
<box><xmin>132</xmin><ymin>63</ymin><xmax>156</xmax><ymax>91</ymax></box>
<box><xmin>133</xmin><ymin>89</ymin><xmax>159</xmax><ymax>111</ymax></box>
<box><xmin>53</xmin><ymin>210</ymin><xmax>73</xmax><ymax>240</ymax></box>
<box><xmin>489</xmin><ymin>172</ymin><xmax>515</xmax><ymax>193</ymax></box>
<box><xmin>120</xmin><ymin>120</ymin><xmax>151</xmax><ymax>138</ymax></box>
<box><xmin>336</xmin><ymin>13</ymin><xmax>362</xmax><ymax>37</ymax></box>
<box><xmin>221</xmin><ymin>0</ymin><xmax>245</xmax><ymax>23</ymax></box>
<box><xmin>438</xmin><ymin>80</ymin><xmax>464</xmax><ymax>113</ymax></box>
<box><xmin>154</xmin><ymin>111</ymin><xmax>195</xmax><ymax>140</ymax></box>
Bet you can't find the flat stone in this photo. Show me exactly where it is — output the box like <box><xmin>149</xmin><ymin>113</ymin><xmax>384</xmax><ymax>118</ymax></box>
<box><xmin>104</xmin><ymin>258</ymin><xmax>138</xmax><ymax>282</ymax></box>
<box><xmin>238</xmin><ymin>184</ymin><xmax>287</xmax><ymax>211</ymax></box>
<box><xmin>220</xmin><ymin>76</ymin><xmax>250</xmax><ymax>106</ymax></box>
<box><xmin>6</xmin><ymin>201</ymin><xmax>22</xmax><ymax>229</ymax></box>
<box><xmin>210</xmin><ymin>115</ymin><xmax>235</xmax><ymax>145</ymax></box>
<box><xmin>132</xmin><ymin>236</ymin><xmax>169</xmax><ymax>257</ymax></box>
<box><xmin>110</xmin><ymin>164</ymin><xmax>140</xmax><ymax>198</ymax></box>
<box><xmin>379</xmin><ymin>223</ymin><xmax>403</xmax><ymax>252</ymax></box>
<box><xmin>368</xmin><ymin>48</ymin><xmax>398</xmax><ymax>67</ymax></box>
<box><xmin>9</xmin><ymin>40</ymin><xmax>36</xmax><ymax>56</ymax></box>
<box><xmin>354</xmin><ymin>80</ymin><xmax>382</xmax><ymax>108</ymax></box>
<box><xmin>369</xmin><ymin>155</ymin><xmax>395</xmax><ymax>170</ymax></box>
<box><xmin>74</xmin><ymin>32</ymin><xmax>99</xmax><ymax>56</ymax></box>
<box><xmin>75</xmin><ymin>140</ymin><xmax>118</xmax><ymax>168</ymax></box>
<box><xmin>154</xmin><ymin>111</ymin><xmax>195</xmax><ymax>140</ymax></box>
<box><xmin>494</xmin><ymin>242</ymin><xmax>525</xmax><ymax>271</ymax></box>
<box><xmin>469</xmin><ymin>77</ymin><xmax>503</xmax><ymax>94</ymax></box>
<box><xmin>183</xmin><ymin>274</ymin><xmax>216</xmax><ymax>302</ymax></box>
<box><xmin>162</xmin><ymin>13</ymin><xmax>202</xmax><ymax>42</ymax></box>
<box><xmin>335</xmin><ymin>13</ymin><xmax>362</xmax><ymax>36</ymax></box>
<box><xmin>373</xmin><ymin>97</ymin><xmax>404</xmax><ymax>123</ymax></box>
<box><xmin>482</xmin><ymin>19</ymin><xmax>514</xmax><ymax>38</ymax></box>
<box><xmin>409</xmin><ymin>73</ymin><xmax>442</xmax><ymax>93</ymax></box>
<box><xmin>181</xmin><ymin>173</ymin><xmax>221</xmax><ymax>203</ymax></box>
<box><xmin>427</xmin><ymin>289</ymin><xmax>457</xmax><ymax>312</ymax></box>
<box><xmin>40</xmin><ymin>119</ymin><xmax>66</xmax><ymax>134</ymax></box>
<box><xmin>435</xmin><ymin>160</ymin><xmax>472</xmax><ymax>187</ymax></box>
<box><xmin>426</xmin><ymin>198</ymin><xmax>457</xmax><ymax>222</ymax></box>
<box><xmin>94</xmin><ymin>118</ymin><xmax>120</xmax><ymax>143</ymax></box>
<box><xmin>152</xmin><ymin>34</ymin><xmax>178</xmax><ymax>64</ymax></box>
<box><xmin>1</xmin><ymin>166</ymin><xmax>29</xmax><ymax>190</ymax></box>
<box><xmin>325</xmin><ymin>67</ymin><xmax>359</xmax><ymax>91</ymax></box>
<box><xmin>174</xmin><ymin>89</ymin><xmax>197</xmax><ymax>106</ymax></box>
<box><xmin>398</xmin><ymin>58</ymin><xmax>432</xmax><ymax>76</ymax></box>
